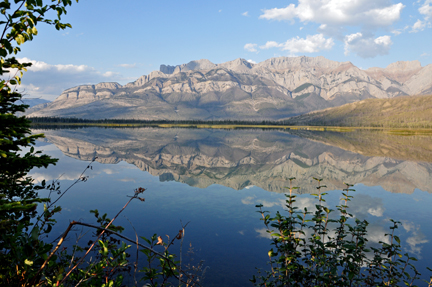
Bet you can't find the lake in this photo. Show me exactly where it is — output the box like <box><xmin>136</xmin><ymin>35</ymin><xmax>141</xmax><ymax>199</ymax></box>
<box><xmin>29</xmin><ymin>127</ymin><xmax>432</xmax><ymax>286</ymax></box>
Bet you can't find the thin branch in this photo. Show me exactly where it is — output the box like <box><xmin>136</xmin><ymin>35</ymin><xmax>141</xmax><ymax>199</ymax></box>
<box><xmin>38</xmin><ymin>221</ymin><xmax>75</xmax><ymax>273</ymax></box>
<box><xmin>59</xmin><ymin>193</ymin><xmax>135</xmax><ymax>285</ymax></box>
<box><xmin>125</xmin><ymin>217</ymin><xmax>139</xmax><ymax>287</ymax></box>
<box><xmin>49</xmin><ymin>157</ymin><xmax>97</xmax><ymax>208</ymax></box>
<box><xmin>0</xmin><ymin>1</ymin><xmax>26</xmax><ymax>41</ymax></box>
<box><xmin>38</xmin><ymin>219</ymin><xmax>201</xmax><ymax>286</ymax></box>
<box><xmin>32</xmin><ymin>158</ymin><xmax>97</xmax><ymax>237</ymax></box>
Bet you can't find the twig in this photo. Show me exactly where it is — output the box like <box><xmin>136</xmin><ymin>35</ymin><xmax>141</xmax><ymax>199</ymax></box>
<box><xmin>33</xmin><ymin>158</ymin><xmax>97</xmax><ymax>234</ymax></box>
<box><xmin>49</xmin><ymin>158</ymin><xmax>97</xmax><ymax>208</ymax></box>
<box><xmin>179</xmin><ymin>220</ymin><xmax>186</xmax><ymax>287</ymax></box>
<box><xmin>59</xmin><ymin>193</ymin><xmax>135</xmax><ymax>285</ymax></box>
<box><xmin>71</xmin><ymin>222</ymin><xmax>201</xmax><ymax>286</ymax></box>
<box><xmin>125</xmin><ymin>217</ymin><xmax>139</xmax><ymax>287</ymax></box>
<box><xmin>38</xmin><ymin>221</ymin><xmax>75</xmax><ymax>273</ymax></box>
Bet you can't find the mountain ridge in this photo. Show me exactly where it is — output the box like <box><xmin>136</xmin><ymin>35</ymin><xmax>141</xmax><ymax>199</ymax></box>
<box><xmin>26</xmin><ymin>56</ymin><xmax>432</xmax><ymax>120</ymax></box>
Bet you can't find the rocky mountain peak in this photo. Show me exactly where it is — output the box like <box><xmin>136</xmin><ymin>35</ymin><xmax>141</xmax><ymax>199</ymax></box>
<box><xmin>218</xmin><ymin>58</ymin><xmax>254</xmax><ymax>72</ymax></box>
<box><xmin>95</xmin><ymin>82</ymin><xmax>122</xmax><ymax>89</ymax></box>
<box><xmin>253</xmin><ymin>56</ymin><xmax>349</xmax><ymax>72</ymax></box>
<box><xmin>160</xmin><ymin>64</ymin><xmax>175</xmax><ymax>74</ymax></box>
<box><xmin>179</xmin><ymin>59</ymin><xmax>216</xmax><ymax>72</ymax></box>
<box><xmin>160</xmin><ymin>59</ymin><xmax>217</xmax><ymax>74</ymax></box>
<box><xmin>366</xmin><ymin>60</ymin><xmax>423</xmax><ymax>85</ymax></box>
<box><xmin>385</xmin><ymin>60</ymin><xmax>422</xmax><ymax>72</ymax></box>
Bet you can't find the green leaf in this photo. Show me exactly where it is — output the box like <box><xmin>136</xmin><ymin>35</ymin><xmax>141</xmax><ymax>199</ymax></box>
<box><xmin>24</xmin><ymin>259</ymin><xmax>33</xmax><ymax>266</ymax></box>
<box><xmin>31</xmin><ymin>225</ymin><xmax>40</xmax><ymax>240</ymax></box>
<box><xmin>15</xmin><ymin>34</ymin><xmax>25</xmax><ymax>45</ymax></box>
<box><xmin>394</xmin><ymin>235</ymin><xmax>401</xmax><ymax>245</ymax></box>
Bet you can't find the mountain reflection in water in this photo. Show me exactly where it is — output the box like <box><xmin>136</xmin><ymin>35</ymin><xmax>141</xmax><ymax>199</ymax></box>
<box><xmin>33</xmin><ymin>127</ymin><xmax>432</xmax><ymax>194</ymax></box>
<box><xmin>31</xmin><ymin>127</ymin><xmax>432</xmax><ymax>286</ymax></box>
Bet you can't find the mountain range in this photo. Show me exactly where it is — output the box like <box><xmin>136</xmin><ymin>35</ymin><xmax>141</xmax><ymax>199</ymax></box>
<box><xmin>27</xmin><ymin>56</ymin><xmax>432</xmax><ymax>120</ymax></box>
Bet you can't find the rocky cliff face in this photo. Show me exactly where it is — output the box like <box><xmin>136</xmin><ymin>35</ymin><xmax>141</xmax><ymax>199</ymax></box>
<box><xmin>27</xmin><ymin>56</ymin><xmax>432</xmax><ymax>120</ymax></box>
<box><xmin>34</xmin><ymin>128</ymin><xmax>432</xmax><ymax>194</ymax></box>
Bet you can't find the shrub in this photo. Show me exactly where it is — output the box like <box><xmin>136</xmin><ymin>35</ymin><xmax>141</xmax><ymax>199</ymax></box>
<box><xmin>252</xmin><ymin>178</ymin><xmax>432</xmax><ymax>287</ymax></box>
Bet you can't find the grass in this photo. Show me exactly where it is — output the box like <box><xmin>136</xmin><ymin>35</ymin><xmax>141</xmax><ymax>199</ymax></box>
<box><xmin>30</xmin><ymin>121</ymin><xmax>432</xmax><ymax>135</ymax></box>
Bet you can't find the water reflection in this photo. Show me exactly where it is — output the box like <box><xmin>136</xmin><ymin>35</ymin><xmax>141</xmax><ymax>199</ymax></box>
<box><xmin>33</xmin><ymin>127</ymin><xmax>432</xmax><ymax>194</ymax></box>
<box><xmin>29</xmin><ymin>127</ymin><xmax>432</xmax><ymax>286</ymax></box>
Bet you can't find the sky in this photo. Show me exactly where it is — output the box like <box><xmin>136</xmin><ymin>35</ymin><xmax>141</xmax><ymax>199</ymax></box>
<box><xmin>8</xmin><ymin>0</ymin><xmax>432</xmax><ymax>101</ymax></box>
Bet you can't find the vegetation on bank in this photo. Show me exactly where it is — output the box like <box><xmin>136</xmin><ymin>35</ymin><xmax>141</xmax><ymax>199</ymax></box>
<box><xmin>284</xmin><ymin>94</ymin><xmax>432</xmax><ymax>129</ymax></box>
<box><xmin>28</xmin><ymin>117</ymin><xmax>432</xmax><ymax>135</ymax></box>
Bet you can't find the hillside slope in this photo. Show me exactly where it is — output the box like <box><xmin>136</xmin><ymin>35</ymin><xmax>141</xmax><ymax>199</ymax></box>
<box><xmin>285</xmin><ymin>94</ymin><xmax>432</xmax><ymax>128</ymax></box>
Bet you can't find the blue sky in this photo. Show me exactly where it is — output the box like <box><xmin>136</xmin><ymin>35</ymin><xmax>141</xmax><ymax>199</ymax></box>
<box><xmin>12</xmin><ymin>0</ymin><xmax>432</xmax><ymax>100</ymax></box>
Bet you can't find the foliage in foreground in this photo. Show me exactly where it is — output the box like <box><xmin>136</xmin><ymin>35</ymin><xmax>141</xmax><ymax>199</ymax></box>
<box><xmin>0</xmin><ymin>1</ymin><xmax>204</xmax><ymax>286</ymax></box>
<box><xmin>252</xmin><ymin>178</ymin><xmax>432</xmax><ymax>287</ymax></box>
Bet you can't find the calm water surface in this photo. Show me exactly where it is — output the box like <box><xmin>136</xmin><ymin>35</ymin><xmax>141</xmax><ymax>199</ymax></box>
<box><xmin>29</xmin><ymin>127</ymin><xmax>432</xmax><ymax>286</ymax></box>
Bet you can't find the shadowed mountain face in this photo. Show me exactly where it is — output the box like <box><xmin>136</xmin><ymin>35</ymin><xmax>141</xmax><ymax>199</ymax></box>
<box><xmin>27</xmin><ymin>56</ymin><xmax>432</xmax><ymax>120</ymax></box>
<box><xmin>34</xmin><ymin>128</ymin><xmax>432</xmax><ymax>194</ymax></box>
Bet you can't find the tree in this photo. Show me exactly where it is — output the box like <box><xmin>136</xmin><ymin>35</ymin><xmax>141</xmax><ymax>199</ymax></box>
<box><xmin>0</xmin><ymin>1</ymin><xmax>78</xmax><ymax>285</ymax></box>
<box><xmin>0</xmin><ymin>4</ymin><xmax>205</xmax><ymax>286</ymax></box>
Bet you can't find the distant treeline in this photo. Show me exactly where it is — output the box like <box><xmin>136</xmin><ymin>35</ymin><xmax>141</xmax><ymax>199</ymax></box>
<box><xmin>28</xmin><ymin>114</ymin><xmax>432</xmax><ymax>130</ymax></box>
<box><xmin>29</xmin><ymin>117</ymin><xmax>293</xmax><ymax>126</ymax></box>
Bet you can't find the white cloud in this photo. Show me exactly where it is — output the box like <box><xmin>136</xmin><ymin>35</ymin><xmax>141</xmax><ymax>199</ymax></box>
<box><xmin>282</xmin><ymin>34</ymin><xmax>334</xmax><ymax>53</ymax></box>
<box><xmin>419</xmin><ymin>0</ymin><xmax>432</xmax><ymax>19</ymax></box>
<box><xmin>259</xmin><ymin>4</ymin><xmax>297</xmax><ymax>22</ymax></box>
<box><xmin>406</xmin><ymin>234</ymin><xmax>428</xmax><ymax>257</ymax></box>
<box><xmin>255</xmin><ymin>227</ymin><xmax>273</xmax><ymax>239</ymax></box>
<box><xmin>366</xmin><ymin>224</ymin><xmax>391</xmax><ymax>245</ymax></box>
<box><xmin>20</xmin><ymin>57</ymin><xmax>90</xmax><ymax>73</ymax></box>
<box><xmin>348</xmin><ymin>194</ymin><xmax>385</xmax><ymax>218</ymax></box>
<box><xmin>247</xmin><ymin>59</ymin><xmax>257</xmax><ymax>64</ymax></box>
<box><xmin>401</xmin><ymin>220</ymin><xmax>429</xmax><ymax>257</ymax></box>
<box><xmin>259</xmin><ymin>34</ymin><xmax>334</xmax><ymax>54</ymax></box>
<box><xmin>118</xmin><ymin>63</ymin><xmax>137</xmax><ymax>69</ymax></box>
<box><xmin>9</xmin><ymin>58</ymin><xmax>125</xmax><ymax>101</ymax></box>
<box><xmin>411</xmin><ymin>19</ymin><xmax>426</xmax><ymax>32</ymax></box>
<box><xmin>244</xmin><ymin>43</ymin><xmax>258</xmax><ymax>52</ymax></box>
<box><xmin>421</xmin><ymin>52</ymin><xmax>429</xmax><ymax>57</ymax></box>
<box><xmin>260</xmin><ymin>0</ymin><xmax>405</xmax><ymax>36</ymax></box>
<box><xmin>102</xmin><ymin>168</ymin><xmax>118</xmax><ymax>175</ymax></box>
<box><xmin>102</xmin><ymin>71</ymin><xmax>116</xmax><ymax>77</ymax></box>
<box><xmin>402</xmin><ymin>220</ymin><xmax>415</xmax><ymax>233</ymax></box>
<box><xmin>259</xmin><ymin>41</ymin><xmax>282</xmax><ymax>50</ymax></box>
<box><xmin>241</xmin><ymin>196</ymin><xmax>255</xmax><ymax>205</ymax></box>
<box><xmin>242</xmin><ymin>11</ymin><xmax>249</xmax><ymax>17</ymax></box>
<box><xmin>344</xmin><ymin>33</ymin><xmax>392</xmax><ymax>58</ymax></box>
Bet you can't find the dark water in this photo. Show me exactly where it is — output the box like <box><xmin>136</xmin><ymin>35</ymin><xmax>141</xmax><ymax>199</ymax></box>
<box><xmin>29</xmin><ymin>127</ymin><xmax>432</xmax><ymax>286</ymax></box>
